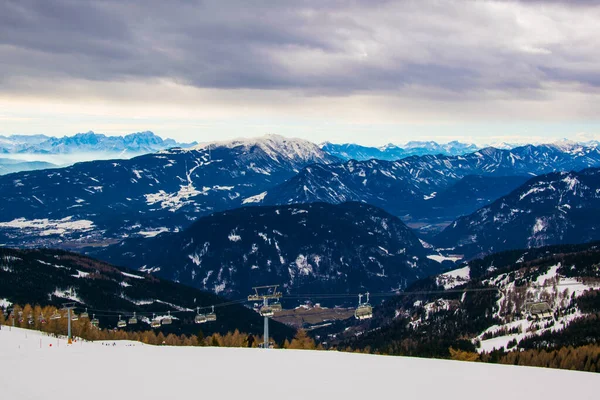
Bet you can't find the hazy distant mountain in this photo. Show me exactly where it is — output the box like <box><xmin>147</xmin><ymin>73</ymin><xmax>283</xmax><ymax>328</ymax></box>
<box><xmin>0</xmin><ymin>131</ymin><xmax>195</xmax><ymax>155</ymax></box>
<box><xmin>0</xmin><ymin>158</ymin><xmax>57</xmax><ymax>176</ymax></box>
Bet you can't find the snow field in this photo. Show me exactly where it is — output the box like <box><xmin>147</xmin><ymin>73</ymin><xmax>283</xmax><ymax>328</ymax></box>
<box><xmin>1</xmin><ymin>326</ymin><xmax>598</xmax><ymax>399</ymax></box>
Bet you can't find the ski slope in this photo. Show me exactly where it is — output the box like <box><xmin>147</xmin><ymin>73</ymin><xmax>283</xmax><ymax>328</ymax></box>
<box><xmin>1</xmin><ymin>327</ymin><xmax>597</xmax><ymax>399</ymax></box>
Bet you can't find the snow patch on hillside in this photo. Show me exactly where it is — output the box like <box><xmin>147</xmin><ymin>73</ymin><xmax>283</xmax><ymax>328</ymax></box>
<box><xmin>138</xmin><ymin>227</ymin><xmax>170</xmax><ymax>238</ymax></box>
<box><xmin>0</xmin><ymin>217</ymin><xmax>94</xmax><ymax>236</ymax></box>
<box><xmin>243</xmin><ymin>191</ymin><xmax>267</xmax><ymax>204</ymax></box>
<box><xmin>436</xmin><ymin>266</ymin><xmax>470</xmax><ymax>289</ymax></box>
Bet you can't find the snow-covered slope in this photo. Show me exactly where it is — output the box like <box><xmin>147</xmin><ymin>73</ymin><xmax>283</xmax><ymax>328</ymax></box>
<box><xmin>1</xmin><ymin>326</ymin><xmax>596</xmax><ymax>400</ymax></box>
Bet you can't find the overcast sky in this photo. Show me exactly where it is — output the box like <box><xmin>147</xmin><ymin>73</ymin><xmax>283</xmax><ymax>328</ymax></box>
<box><xmin>1</xmin><ymin>0</ymin><xmax>599</xmax><ymax>146</ymax></box>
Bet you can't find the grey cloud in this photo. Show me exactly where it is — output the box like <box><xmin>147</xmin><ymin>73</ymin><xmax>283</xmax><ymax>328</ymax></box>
<box><xmin>0</xmin><ymin>0</ymin><xmax>599</xmax><ymax>97</ymax></box>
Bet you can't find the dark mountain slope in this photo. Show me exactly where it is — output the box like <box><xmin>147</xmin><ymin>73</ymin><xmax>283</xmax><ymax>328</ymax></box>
<box><xmin>91</xmin><ymin>202</ymin><xmax>441</xmax><ymax>300</ymax></box>
<box><xmin>0</xmin><ymin>247</ymin><xmax>294</xmax><ymax>340</ymax></box>
<box><xmin>411</xmin><ymin>175</ymin><xmax>530</xmax><ymax>221</ymax></box>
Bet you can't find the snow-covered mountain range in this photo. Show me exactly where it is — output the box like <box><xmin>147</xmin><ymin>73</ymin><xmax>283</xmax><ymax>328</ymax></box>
<box><xmin>0</xmin><ymin>135</ymin><xmax>338</xmax><ymax>247</ymax></box>
<box><xmin>250</xmin><ymin>143</ymin><xmax>600</xmax><ymax>226</ymax></box>
<box><xmin>4</xmin><ymin>135</ymin><xmax>600</xmax><ymax>248</ymax></box>
<box><xmin>435</xmin><ymin>168</ymin><xmax>600</xmax><ymax>258</ymax></box>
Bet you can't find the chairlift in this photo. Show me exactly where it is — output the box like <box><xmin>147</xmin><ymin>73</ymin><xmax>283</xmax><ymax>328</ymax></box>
<box><xmin>195</xmin><ymin>308</ymin><xmax>207</xmax><ymax>324</ymax></box>
<box><xmin>50</xmin><ymin>310</ymin><xmax>62</xmax><ymax>320</ymax></box>
<box><xmin>18</xmin><ymin>311</ymin><xmax>24</xmax><ymax>323</ymax></box>
<box><xmin>259</xmin><ymin>305</ymin><xmax>274</xmax><ymax>317</ymax></box>
<box><xmin>206</xmin><ymin>306</ymin><xmax>217</xmax><ymax>322</ymax></box>
<box><xmin>27</xmin><ymin>313</ymin><xmax>34</xmax><ymax>325</ymax></box>
<box><xmin>71</xmin><ymin>313</ymin><xmax>79</xmax><ymax>321</ymax></box>
<box><xmin>38</xmin><ymin>313</ymin><xmax>47</xmax><ymax>324</ymax></box>
<box><xmin>91</xmin><ymin>314</ymin><xmax>99</xmax><ymax>328</ymax></box>
<box><xmin>270</xmin><ymin>302</ymin><xmax>282</xmax><ymax>313</ymax></box>
<box><xmin>80</xmin><ymin>308</ymin><xmax>89</xmax><ymax>319</ymax></box>
<box><xmin>161</xmin><ymin>311</ymin><xmax>172</xmax><ymax>325</ymax></box>
<box><xmin>128</xmin><ymin>312</ymin><xmax>138</xmax><ymax>325</ymax></box>
<box><xmin>150</xmin><ymin>313</ymin><xmax>161</xmax><ymax>328</ymax></box>
<box><xmin>117</xmin><ymin>315</ymin><xmax>127</xmax><ymax>328</ymax></box>
<box><xmin>354</xmin><ymin>293</ymin><xmax>373</xmax><ymax>320</ymax></box>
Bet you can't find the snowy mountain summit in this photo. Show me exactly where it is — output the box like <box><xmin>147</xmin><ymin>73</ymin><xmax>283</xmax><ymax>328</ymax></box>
<box><xmin>193</xmin><ymin>134</ymin><xmax>337</xmax><ymax>166</ymax></box>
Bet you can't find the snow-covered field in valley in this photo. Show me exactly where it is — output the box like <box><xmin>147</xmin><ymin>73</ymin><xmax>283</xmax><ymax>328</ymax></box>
<box><xmin>1</xmin><ymin>327</ymin><xmax>597</xmax><ymax>399</ymax></box>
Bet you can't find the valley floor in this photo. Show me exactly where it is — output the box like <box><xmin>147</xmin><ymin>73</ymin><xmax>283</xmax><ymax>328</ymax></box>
<box><xmin>1</xmin><ymin>326</ymin><xmax>597</xmax><ymax>399</ymax></box>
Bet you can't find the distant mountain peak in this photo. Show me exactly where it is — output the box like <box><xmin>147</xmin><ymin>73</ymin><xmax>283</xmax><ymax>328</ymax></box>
<box><xmin>193</xmin><ymin>134</ymin><xmax>335</xmax><ymax>163</ymax></box>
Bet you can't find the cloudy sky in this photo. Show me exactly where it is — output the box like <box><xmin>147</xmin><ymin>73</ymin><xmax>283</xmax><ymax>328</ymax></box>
<box><xmin>1</xmin><ymin>0</ymin><xmax>599</xmax><ymax>146</ymax></box>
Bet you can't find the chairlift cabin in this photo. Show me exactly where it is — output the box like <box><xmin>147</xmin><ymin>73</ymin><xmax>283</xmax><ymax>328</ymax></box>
<box><xmin>194</xmin><ymin>308</ymin><xmax>207</xmax><ymax>324</ymax></box>
<box><xmin>270</xmin><ymin>302</ymin><xmax>282</xmax><ymax>313</ymax></box>
<box><xmin>161</xmin><ymin>311</ymin><xmax>173</xmax><ymax>325</ymax></box>
<box><xmin>150</xmin><ymin>314</ymin><xmax>161</xmax><ymax>328</ymax></box>
<box><xmin>117</xmin><ymin>315</ymin><xmax>127</xmax><ymax>328</ymax></box>
<box><xmin>259</xmin><ymin>305</ymin><xmax>274</xmax><ymax>317</ymax></box>
<box><xmin>206</xmin><ymin>306</ymin><xmax>217</xmax><ymax>322</ymax></box>
<box><xmin>128</xmin><ymin>312</ymin><xmax>138</xmax><ymax>325</ymax></box>
<box><xmin>50</xmin><ymin>311</ymin><xmax>62</xmax><ymax>320</ymax></box>
<box><xmin>354</xmin><ymin>293</ymin><xmax>373</xmax><ymax>320</ymax></box>
<box><xmin>27</xmin><ymin>313</ymin><xmax>34</xmax><ymax>325</ymax></box>
<box><xmin>38</xmin><ymin>314</ymin><xmax>47</xmax><ymax>324</ymax></box>
<box><xmin>80</xmin><ymin>309</ymin><xmax>89</xmax><ymax>319</ymax></box>
<box><xmin>195</xmin><ymin>313</ymin><xmax>207</xmax><ymax>324</ymax></box>
<box><xmin>91</xmin><ymin>315</ymin><xmax>99</xmax><ymax>328</ymax></box>
<box><xmin>71</xmin><ymin>313</ymin><xmax>79</xmax><ymax>321</ymax></box>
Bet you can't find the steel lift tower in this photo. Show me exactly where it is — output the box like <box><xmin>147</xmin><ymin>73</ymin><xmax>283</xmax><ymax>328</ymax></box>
<box><xmin>248</xmin><ymin>285</ymin><xmax>282</xmax><ymax>349</ymax></box>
